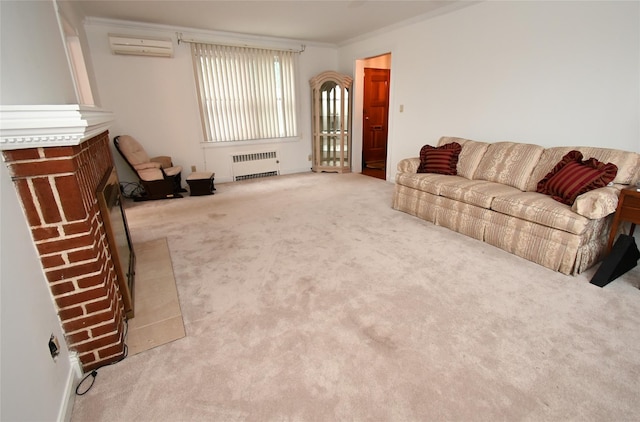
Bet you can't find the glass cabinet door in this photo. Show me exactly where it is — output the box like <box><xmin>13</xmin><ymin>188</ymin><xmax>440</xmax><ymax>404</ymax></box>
<box><xmin>310</xmin><ymin>71</ymin><xmax>353</xmax><ymax>173</ymax></box>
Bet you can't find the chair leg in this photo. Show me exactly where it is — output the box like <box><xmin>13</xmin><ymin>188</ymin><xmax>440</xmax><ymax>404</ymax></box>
<box><xmin>172</xmin><ymin>173</ymin><xmax>187</xmax><ymax>193</ymax></box>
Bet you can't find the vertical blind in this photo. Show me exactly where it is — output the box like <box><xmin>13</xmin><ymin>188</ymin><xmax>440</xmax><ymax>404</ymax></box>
<box><xmin>191</xmin><ymin>43</ymin><xmax>299</xmax><ymax>143</ymax></box>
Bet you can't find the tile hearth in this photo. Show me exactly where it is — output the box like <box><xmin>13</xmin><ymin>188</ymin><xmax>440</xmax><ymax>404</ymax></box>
<box><xmin>126</xmin><ymin>237</ymin><xmax>185</xmax><ymax>355</ymax></box>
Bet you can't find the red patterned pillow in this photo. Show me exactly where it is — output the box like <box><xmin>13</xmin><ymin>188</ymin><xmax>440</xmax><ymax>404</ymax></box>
<box><xmin>536</xmin><ymin>150</ymin><xmax>618</xmax><ymax>205</ymax></box>
<box><xmin>417</xmin><ymin>142</ymin><xmax>462</xmax><ymax>175</ymax></box>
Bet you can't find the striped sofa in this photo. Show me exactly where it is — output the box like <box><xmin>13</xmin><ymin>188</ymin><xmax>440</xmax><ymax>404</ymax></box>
<box><xmin>392</xmin><ymin>136</ymin><xmax>640</xmax><ymax>275</ymax></box>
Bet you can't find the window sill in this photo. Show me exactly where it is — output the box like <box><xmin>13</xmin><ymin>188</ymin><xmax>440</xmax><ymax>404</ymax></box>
<box><xmin>199</xmin><ymin>136</ymin><xmax>302</xmax><ymax>148</ymax></box>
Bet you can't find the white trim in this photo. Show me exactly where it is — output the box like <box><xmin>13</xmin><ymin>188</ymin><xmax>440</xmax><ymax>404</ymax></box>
<box><xmin>199</xmin><ymin>135</ymin><xmax>301</xmax><ymax>149</ymax></box>
<box><xmin>337</xmin><ymin>1</ymin><xmax>481</xmax><ymax>47</ymax></box>
<box><xmin>85</xmin><ymin>16</ymin><xmax>335</xmax><ymax>49</ymax></box>
<box><xmin>58</xmin><ymin>352</ymin><xmax>82</xmax><ymax>422</ymax></box>
<box><xmin>0</xmin><ymin>105</ymin><xmax>114</xmax><ymax>150</ymax></box>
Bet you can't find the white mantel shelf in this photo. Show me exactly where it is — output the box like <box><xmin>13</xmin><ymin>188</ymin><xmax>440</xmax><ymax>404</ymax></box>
<box><xmin>0</xmin><ymin>105</ymin><xmax>114</xmax><ymax>150</ymax></box>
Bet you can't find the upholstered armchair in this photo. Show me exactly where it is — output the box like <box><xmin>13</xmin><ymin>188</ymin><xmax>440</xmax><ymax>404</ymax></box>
<box><xmin>114</xmin><ymin>135</ymin><xmax>184</xmax><ymax>200</ymax></box>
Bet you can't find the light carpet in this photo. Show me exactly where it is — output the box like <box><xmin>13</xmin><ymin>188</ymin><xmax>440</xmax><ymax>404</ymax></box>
<box><xmin>71</xmin><ymin>172</ymin><xmax>640</xmax><ymax>421</ymax></box>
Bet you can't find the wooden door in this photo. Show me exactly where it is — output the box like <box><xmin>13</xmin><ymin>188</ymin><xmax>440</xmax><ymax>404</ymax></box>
<box><xmin>362</xmin><ymin>68</ymin><xmax>390</xmax><ymax>179</ymax></box>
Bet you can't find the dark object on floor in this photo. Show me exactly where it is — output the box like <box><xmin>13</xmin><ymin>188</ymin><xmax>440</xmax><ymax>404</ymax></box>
<box><xmin>590</xmin><ymin>234</ymin><xmax>640</xmax><ymax>287</ymax></box>
<box><xmin>114</xmin><ymin>135</ymin><xmax>185</xmax><ymax>200</ymax></box>
<box><xmin>119</xmin><ymin>181</ymin><xmax>145</xmax><ymax>200</ymax></box>
<box><xmin>187</xmin><ymin>172</ymin><xmax>216</xmax><ymax>196</ymax></box>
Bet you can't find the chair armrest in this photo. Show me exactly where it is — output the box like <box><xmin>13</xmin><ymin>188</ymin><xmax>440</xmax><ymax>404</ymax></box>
<box><xmin>134</xmin><ymin>162</ymin><xmax>162</xmax><ymax>171</ymax></box>
<box><xmin>151</xmin><ymin>156</ymin><xmax>173</xmax><ymax>169</ymax></box>
<box><xmin>137</xmin><ymin>168</ymin><xmax>165</xmax><ymax>181</ymax></box>
<box><xmin>163</xmin><ymin>166</ymin><xmax>182</xmax><ymax>177</ymax></box>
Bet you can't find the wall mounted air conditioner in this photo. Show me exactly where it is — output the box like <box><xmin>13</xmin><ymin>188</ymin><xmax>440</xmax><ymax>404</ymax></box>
<box><xmin>108</xmin><ymin>34</ymin><xmax>174</xmax><ymax>57</ymax></box>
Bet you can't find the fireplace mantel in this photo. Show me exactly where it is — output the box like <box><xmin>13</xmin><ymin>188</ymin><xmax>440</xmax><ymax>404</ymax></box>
<box><xmin>0</xmin><ymin>104</ymin><xmax>114</xmax><ymax>150</ymax></box>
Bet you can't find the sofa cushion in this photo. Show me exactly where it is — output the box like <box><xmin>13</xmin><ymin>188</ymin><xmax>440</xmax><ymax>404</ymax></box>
<box><xmin>525</xmin><ymin>146</ymin><xmax>640</xmax><ymax>191</ymax></box>
<box><xmin>491</xmin><ymin>192</ymin><xmax>591</xmax><ymax>235</ymax></box>
<box><xmin>474</xmin><ymin>142</ymin><xmax>544</xmax><ymax>191</ymax></box>
<box><xmin>395</xmin><ymin>173</ymin><xmax>520</xmax><ymax>209</ymax></box>
<box><xmin>437</xmin><ymin>136</ymin><xmax>490</xmax><ymax>180</ymax></box>
<box><xmin>417</xmin><ymin>142</ymin><xmax>462</xmax><ymax>175</ymax></box>
<box><xmin>395</xmin><ymin>172</ymin><xmax>465</xmax><ymax>196</ymax></box>
<box><xmin>536</xmin><ymin>150</ymin><xmax>618</xmax><ymax>205</ymax></box>
<box><xmin>439</xmin><ymin>179</ymin><xmax>521</xmax><ymax>209</ymax></box>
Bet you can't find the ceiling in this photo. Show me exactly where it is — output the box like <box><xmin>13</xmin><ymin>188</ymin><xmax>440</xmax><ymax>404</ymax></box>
<box><xmin>71</xmin><ymin>0</ymin><xmax>472</xmax><ymax>45</ymax></box>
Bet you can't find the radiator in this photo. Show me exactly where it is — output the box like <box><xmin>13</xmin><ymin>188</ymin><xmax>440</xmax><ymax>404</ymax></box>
<box><xmin>231</xmin><ymin>151</ymin><xmax>280</xmax><ymax>181</ymax></box>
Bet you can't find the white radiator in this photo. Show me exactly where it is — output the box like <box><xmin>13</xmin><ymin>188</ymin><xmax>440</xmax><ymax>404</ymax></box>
<box><xmin>231</xmin><ymin>151</ymin><xmax>280</xmax><ymax>181</ymax></box>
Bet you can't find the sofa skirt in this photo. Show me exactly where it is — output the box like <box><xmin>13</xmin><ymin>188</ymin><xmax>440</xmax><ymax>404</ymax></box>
<box><xmin>393</xmin><ymin>183</ymin><xmax>612</xmax><ymax>275</ymax></box>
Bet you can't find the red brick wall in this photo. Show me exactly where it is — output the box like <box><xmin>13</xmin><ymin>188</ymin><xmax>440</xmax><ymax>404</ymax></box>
<box><xmin>3</xmin><ymin>131</ymin><xmax>126</xmax><ymax>372</ymax></box>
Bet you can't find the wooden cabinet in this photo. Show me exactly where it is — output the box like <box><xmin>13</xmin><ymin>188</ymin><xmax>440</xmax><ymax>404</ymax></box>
<box><xmin>310</xmin><ymin>71</ymin><xmax>353</xmax><ymax>173</ymax></box>
<box><xmin>607</xmin><ymin>187</ymin><xmax>640</xmax><ymax>253</ymax></box>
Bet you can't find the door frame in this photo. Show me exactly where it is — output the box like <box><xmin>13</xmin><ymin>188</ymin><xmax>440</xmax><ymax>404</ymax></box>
<box><xmin>352</xmin><ymin>52</ymin><xmax>392</xmax><ymax>179</ymax></box>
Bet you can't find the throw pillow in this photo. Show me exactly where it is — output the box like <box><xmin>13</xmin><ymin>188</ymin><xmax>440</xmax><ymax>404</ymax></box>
<box><xmin>536</xmin><ymin>150</ymin><xmax>618</xmax><ymax>205</ymax></box>
<box><xmin>417</xmin><ymin>142</ymin><xmax>462</xmax><ymax>175</ymax></box>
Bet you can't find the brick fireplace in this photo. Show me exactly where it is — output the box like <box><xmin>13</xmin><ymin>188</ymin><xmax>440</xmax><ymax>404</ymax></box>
<box><xmin>1</xmin><ymin>106</ymin><xmax>126</xmax><ymax>372</ymax></box>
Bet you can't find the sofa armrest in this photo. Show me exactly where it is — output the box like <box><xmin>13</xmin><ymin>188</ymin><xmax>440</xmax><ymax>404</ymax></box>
<box><xmin>571</xmin><ymin>186</ymin><xmax>621</xmax><ymax>219</ymax></box>
<box><xmin>151</xmin><ymin>156</ymin><xmax>173</xmax><ymax>169</ymax></box>
<box><xmin>397</xmin><ymin>157</ymin><xmax>420</xmax><ymax>173</ymax></box>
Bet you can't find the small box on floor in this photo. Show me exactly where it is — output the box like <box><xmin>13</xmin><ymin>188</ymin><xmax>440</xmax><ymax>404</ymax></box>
<box><xmin>186</xmin><ymin>172</ymin><xmax>215</xmax><ymax>196</ymax></box>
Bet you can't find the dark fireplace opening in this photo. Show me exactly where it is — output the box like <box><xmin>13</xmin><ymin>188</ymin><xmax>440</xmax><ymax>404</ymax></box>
<box><xmin>97</xmin><ymin>166</ymin><xmax>136</xmax><ymax>319</ymax></box>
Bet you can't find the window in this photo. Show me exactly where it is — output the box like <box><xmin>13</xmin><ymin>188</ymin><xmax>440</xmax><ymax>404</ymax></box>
<box><xmin>191</xmin><ymin>43</ymin><xmax>299</xmax><ymax>143</ymax></box>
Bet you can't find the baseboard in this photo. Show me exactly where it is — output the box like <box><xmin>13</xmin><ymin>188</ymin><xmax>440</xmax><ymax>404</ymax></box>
<box><xmin>215</xmin><ymin>168</ymin><xmax>313</xmax><ymax>184</ymax></box>
<box><xmin>58</xmin><ymin>352</ymin><xmax>82</xmax><ymax>422</ymax></box>
<box><xmin>281</xmin><ymin>168</ymin><xmax>314</xmax><ymax>177</ymax></box>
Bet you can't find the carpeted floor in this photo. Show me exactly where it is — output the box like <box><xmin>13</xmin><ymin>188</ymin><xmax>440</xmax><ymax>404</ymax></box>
<box><xmin>71</xmin><ymin>172</ymin><xmax>640</xmax><ymax>421</ymax></box>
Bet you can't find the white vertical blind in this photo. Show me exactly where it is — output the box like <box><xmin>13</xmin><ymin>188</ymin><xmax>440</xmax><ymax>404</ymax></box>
<box><xmin>191</xmin><ymin>43</ymin><xmax>298</xmax><ymax>142</ymax></box>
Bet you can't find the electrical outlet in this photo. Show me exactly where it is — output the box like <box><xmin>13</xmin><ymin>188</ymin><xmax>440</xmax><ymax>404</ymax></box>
<box><xmin>308</xmin><ymin>154</ymin><xmax>312</xmax><ymax>161</ymax></box>
<box><xmin>48</xmin><ymin>334</ymin><xmax>60</xmax><ymax>360</ymax></box>
<box><xmin>191</xmin><ymin>165</ymin><xmax>196</xmax><ymax>172</ymax></box>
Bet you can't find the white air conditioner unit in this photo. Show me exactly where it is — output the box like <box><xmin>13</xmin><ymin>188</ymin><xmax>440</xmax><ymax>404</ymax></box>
<box><xmin>108</xmin><ymin>34</ymin><xmax>174</xmax><ymax>57</ymax></box>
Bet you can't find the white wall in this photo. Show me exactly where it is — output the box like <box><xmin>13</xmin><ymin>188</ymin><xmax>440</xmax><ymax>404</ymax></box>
<box><xmin>338</xmin><ymin>1</ymin><xmax>640</xmax><ymax>181</ymax></box>
<box><xmin>83</xmin><ymin>20</ymin><xmax>338</xmax><ymax>184</ymax></box>
<box><xmin>0</xmin><ymin>1</ymin><xmax>77</xmax><ymax>105</ymax></box>
<box><xmin>0</xmin><ymin>164</ymin><xmax>77</xmax><ymax>421</ymax></box>
<box><xmin>1</xmin><ymin>1</ymin><xmax>80</xmax><ymax>420</ymax></box>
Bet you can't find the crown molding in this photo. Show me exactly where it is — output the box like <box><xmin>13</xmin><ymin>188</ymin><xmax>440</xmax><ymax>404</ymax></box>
<box><xmin>0</xmin><ymin>105</ymin><xmax>114</xmax><ymax>150</ymax></box>
<box><xmin>84</xmin><ymin>16</ymin><xmax>336</xmax><ymax>50</ymax></box>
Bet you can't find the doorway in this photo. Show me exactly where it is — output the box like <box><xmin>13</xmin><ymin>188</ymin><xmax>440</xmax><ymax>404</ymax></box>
<box><xmin>360</xmin><ymin>54</ymin><xmax>391</xmax><ymax>180</ymax></box>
